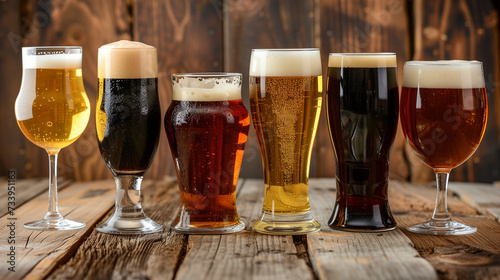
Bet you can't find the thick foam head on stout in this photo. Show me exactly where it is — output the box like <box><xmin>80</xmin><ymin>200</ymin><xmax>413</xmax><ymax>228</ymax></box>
<box><xmin>328</xmin><ymin>53</ymin><xmax>397</xmax><ymax>68</ymax></box>
<box><xmin>98</xmin><ymin>40</ymin><xmax>157</xmax><ymax>79</ymax></box>
<box><xmin>249</xmin><ymin>49</ymin><xmax>322</xmax><ymax>77</ymax></box>
<box><xmin>403</xmin><ymin>60</ymin><xmax>485</xmax><ymax>89</ymax></box>
<box><xmin>171</xmin><ymin>73</ymin><xmax>242</xmax><ymax>101</ymax></box>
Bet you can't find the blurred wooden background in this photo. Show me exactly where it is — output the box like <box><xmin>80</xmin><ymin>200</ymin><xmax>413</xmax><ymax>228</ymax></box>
<box><xmin>0</xmin><ymin>0</ymin><xmax>499</xmax><ymax>183</ymax></box>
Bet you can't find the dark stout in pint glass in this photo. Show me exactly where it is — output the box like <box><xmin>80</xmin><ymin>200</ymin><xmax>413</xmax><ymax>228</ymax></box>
<box><xmin>165</xmin><ymin>73</ymin><xmax>249</xmax><ymax>234</ymax></box>
<box><xmin>327</xmin><ymin>53</ymin><xmax>399</xmax><ymax>231</ymax></box>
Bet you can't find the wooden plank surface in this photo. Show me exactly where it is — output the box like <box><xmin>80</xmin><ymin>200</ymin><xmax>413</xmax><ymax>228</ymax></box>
<box><xmin>391</xmin><ymin>181</ymin><xmax>500</xmax><ymax>279</ymax></box>
<box><xmin>47</xmin><ymin>178</ymin><xmax>184</xmax><ymax>280</ymax></box>
<box><xmin>0</xmin><ymin>180</ymin><xmax>116</xmax><ymax>280</ymax></box>
<box><xmin>306</xmin><ymin>180</ymin><xmax>438</xmax><ymax>280</ymax></box>
<box><xmin>449</xmin><ymin>182</ymin><xmax>500</xmax><ymax>222</ymax></box>
<box><xmin>0</xmin><ymin>178</ymin><xmax>71</xmax><ymax>217</ymax></box>
<box><xmin>4</xmin><ymin>178</ymin><xmax>500</xmax><ymax>279</ymax></box>
<box><xmin>174</xmin><ymin>179</ymin><xmax>316</xmax><ymax>280</ymax></box>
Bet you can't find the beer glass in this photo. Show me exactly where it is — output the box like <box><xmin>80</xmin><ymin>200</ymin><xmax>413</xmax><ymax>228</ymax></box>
<box><xmin>401</xmin><ymin>60</ymin><xmax>488</xmax><ymax>235</ymax></box>
<box><xmin>165</xmin><ymin>73</ymin><xmax>249</xmax><ymax>234</ymax></box>
<box><xmin>15</xmin><ymin>46</ymin><xmax>90</xmax><ymax>230</ymax></box>
<box><xmin>96</xmin><ymin>40</ymin><xmax>163</xmax><ymax>235</ymax></box>
<box><xmin>250</xmin><ymin>49</ymin><xmax>322</xmax><ymax>235</ymax></box>
<box><xmin>326</xmin><ymin>53</ymin><xmax>398</xmax><ymax>231</ymax></box>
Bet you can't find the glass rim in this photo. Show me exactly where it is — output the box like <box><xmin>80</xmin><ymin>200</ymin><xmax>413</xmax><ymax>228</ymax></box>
<box><xmin>405</xmin><ymin>60</ymin><xmax>482</xmax><ymax>66</ymax></box>
<box><xmin>329</xmin><ymin>52</ymin><xmax>395</xmax><ymax>56</ymax></box>
<box><xmin>171</xmin><ymin>72</ymin><xmax>242</xmax><ymax>79</ymax></box>
<box><xmin>252</xmin><ymin>48</ymin><xmax>319</xmax><ymax>52</ymax></box>
<box><xmin>22</xmin><ymin>46</ymin><xmax>82</xmax><ymax>51</ymax></box>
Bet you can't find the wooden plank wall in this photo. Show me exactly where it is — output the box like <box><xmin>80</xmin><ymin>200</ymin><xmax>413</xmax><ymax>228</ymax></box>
<box><xmin>0</xmin><ymin>0</ymin><xmax>499</xmax><ymax>183</ymax></box>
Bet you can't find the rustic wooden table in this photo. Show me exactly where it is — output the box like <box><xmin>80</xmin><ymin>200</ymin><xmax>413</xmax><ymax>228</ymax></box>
<box><xmin>1</xmin><ymin>177</ymin><xmax>500</xmax><ymax>280</ymax></box>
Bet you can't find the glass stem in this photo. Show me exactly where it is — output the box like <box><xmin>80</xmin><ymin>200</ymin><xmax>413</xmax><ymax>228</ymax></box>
<box><xmin>45</xmin><ymin>152</ymin><xmax>63</xmax><ymax>221</ymax></box>
<box><xmin>430</xmin><ymin>172</ymin><xmax>452</xmax><ymax>223</ymax></box>
<box><xmin>113</xmin><ymin>175</ymin><xmax>146</xmax><ymax>219</ymax></box>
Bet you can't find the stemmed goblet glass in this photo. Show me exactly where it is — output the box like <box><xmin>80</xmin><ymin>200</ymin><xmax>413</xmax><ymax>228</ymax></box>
<box><xmin>400</xmin><ymin>60</ymin><xmax>488</xmax><ymax>235</ymax></box>
<box><xmin>15</xmin><ymin>46</ymin><xmax>90</xmax><ymax>230</ymax></box>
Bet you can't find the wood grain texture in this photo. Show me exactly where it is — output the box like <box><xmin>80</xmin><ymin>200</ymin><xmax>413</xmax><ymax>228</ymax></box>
<box><xmin>0</xmin><ymin>180</ymin><xmax>116</xmax><ymax>280</ymax></box>
<box><xmin>0</xmin><ymin>178</ymin><xmax>71</xmax><ymax>216</ymax></box>
<box><xmin>224</xmin><ymin>0</ymin><xmax>315</xmax><ymax>178</ymax></box>
<box><xmin>306</xmin><ymin>179</ymin><xmax>438</xmax><ymax>280</ymax></box>
<box><xmin>389</xmin><ymin>180</ymin><xmax>478</xmax><ymax>216</ymax></box>
<box><xmin>449</xmin><ymin>182</ymin><xmax>500</xmax><ymax>222</ymax></box>
<box><xmin>411</xmin><ymin>0</ymin><xmax>500</xmax><ymax>183</ymax></box>
<box><xmin>174</xmin><ymin>179</ymin><xmax>316</xmax><ymax>280</ymax></box>
<box><xmin>2</xmin><ymin>0</ymin><xmax>133</xmax><ymax>181</ymax></box>
<box><xmin>134</xmin><ymin>0</ymin><xmax>224</xmax><ymax>181</ymax></box>
<box><xmin>3</xmin><ymin>177</ymin><xmax>500</xmax><ymax>279</ymax></box>
<box><xmin>47</xmin><ymin>178</ymin><xmax>184</xmax><ymax>280</ymax></box>
<box><xmin>0</xmin><ymin>0</ymin><xmax>27</xmax><ymax>178</ymax></box>
<box><xmin>317</xmin><ymin>0</ymin><xmax>414</xmax><ymax>181</ymax></box>
<box><xmin>391</xmin><ymin>181</ymin><xmax>500</xmax><ymax>280</ymax></box>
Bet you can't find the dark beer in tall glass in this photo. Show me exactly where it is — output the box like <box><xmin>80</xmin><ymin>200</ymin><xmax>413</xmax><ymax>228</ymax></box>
<box><xmin>165</xmin><ymin>73</ymin><xmax>249</xmax><ymax>234</ymax></box>
<box><xmin>97</xmin><ymin>78</ymin><xmax>160</xmax><ymax>175</ymax></box>
<box><xmin>326</xmin><ymin>53</ymin><xmax>399</xmax><ymax>231</ymax></box>
<box><xmin>96</xmin><ymin>40</ymin><xmax>163</xmax><ymax>235</ymax></box>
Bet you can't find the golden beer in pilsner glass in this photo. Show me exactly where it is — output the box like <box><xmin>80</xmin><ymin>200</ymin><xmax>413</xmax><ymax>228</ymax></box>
<box><xmin>250</xmin><ymin>49</ymin><xmax>322</xmax><ymax>235</ymax></box>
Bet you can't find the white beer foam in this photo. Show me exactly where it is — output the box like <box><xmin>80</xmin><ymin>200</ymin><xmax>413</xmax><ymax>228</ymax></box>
<box><xmin>328</xmin><ymin>53</ymin><xmax>397</xmax><ymax>68</ymax></box>
<box><xmin>172</xmin><ymin>76</ymin><xmax>241</xmax><ymax>101</ymax></box>
<box><xmin>403</xmin><ymin>60</ymin><xmax>485</xmax><ymax>89</ymax></box>
<box><xmin>23</xmin><ymin>53</ymin><xmax>82</xmax><ymax>69</ymax></box>
<box><xmin>98</xmin><ymin>40</ymin><xmax>157</xmax><ymax>79</ymax></box>
<box><xmin>249</xmin><ymin>49</ymin><xmax>322</xmax><ymax>77</ymax></box>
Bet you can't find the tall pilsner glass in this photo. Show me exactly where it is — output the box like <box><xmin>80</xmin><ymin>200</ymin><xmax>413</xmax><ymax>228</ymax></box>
<box><xmin>327</xmin><ymin>53</ymin><xmax>399</xmax><ymax>231</ymax></box>
<box><xmin>250</xmin><ymin>49</ymin><xmax>322</xmax><ymax>235</ymax></box>
<box><xmin>15</xmin><ymin>46</ymin><xmax>90</xmax><ymax>230</ymax></box>
<box><xmin>96</xmin><ymin>40</ymin><xmax>163</xmax><ymax>234</ymax></box>
<box><xmin>401</xmin><ymin>61</ymin><xmax>487</xmax><ymax>235</ymax></box>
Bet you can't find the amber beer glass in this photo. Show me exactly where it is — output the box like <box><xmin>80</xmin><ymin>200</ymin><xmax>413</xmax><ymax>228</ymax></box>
<box><xmin>96</xmin><ymin>40</ymin><xmax>162</xmax><ymax>234</ymax></box>
<box><xmin>326</xmin><ymin>53</ymin><xmax>399</xmax><ymax>231</ymax></box>
<box><xmin>401</xmin><ymin>61</ymin><xmax>487</xmax><ymax>235</ymax></box>
<box><xmin>165</xmin><ymin>73</ymin><xmax>249</xmax><ymax>234</ymax></box>
<box><xmin>250</xmin><ymin>49</ymin><xmax>322</xmax><ymax>235</ymax></box>
<box><xmin>15</xmin><ymin>47</ymin><xmax>90</xmax><ymax>230</ymax></box>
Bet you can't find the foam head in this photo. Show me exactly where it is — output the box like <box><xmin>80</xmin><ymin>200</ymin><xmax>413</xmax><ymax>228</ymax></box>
<box><xmin>171</xmin><ymin>73</ymin><xmax>242</xmax><ymax>101</ymax></box>
<box><xmin>403</xmin><ymin>60</ymin><xmax>485</xmax><ymax>89</ymax></box>
<box><xmin>249</xmin><ymin>49</ymin><xmax>322</xmax><ymax>77</ymax></box>
<box><xmin>98</xmin><ymin>40</ymin><xmax>157</xmax><ymax>79</ymax></box>
<box><xmin>328</xmin><ymin>53</ymin><xmax>397</xmax><ymax>68</ymax></box>
<box><xmin>22</xmin><ymin>47</ymin><xmax>82</xmax><ymax>69</ymax></box>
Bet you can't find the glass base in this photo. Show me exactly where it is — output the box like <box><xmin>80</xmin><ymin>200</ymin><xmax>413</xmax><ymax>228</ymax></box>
<box><xmin>97</xmin><ymin>216</ymin><xmax>163</xmax><ymax>235</ymax></box>
<box><xmin>253</xmin><ymin>211</ymin><xmax>321</xmax><ymax>235</ymax></box>
<box><xmin>172</xmin><ymin>221</ymin><xmax>245</xmax><ymax>235</ymax></box>
<box><xmin>24</xmin><ymin>218</ymin><xmax>86</xmax><ymax>231</ymax></box>
<box><xmin>329</xmin><ymin>225</ymin><xmax>396</xmax><ymax>232</ymax></box>
<box><xmin>406</xmin><ymin>220</ymin><xmax>477</xmax><ymax>235</ymax></box>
